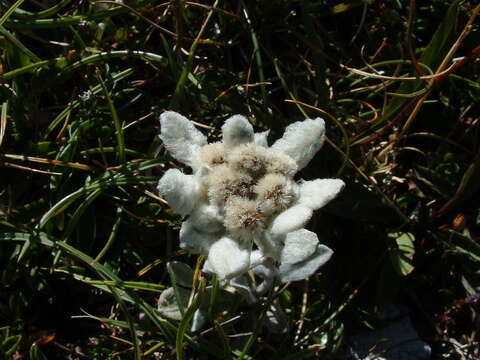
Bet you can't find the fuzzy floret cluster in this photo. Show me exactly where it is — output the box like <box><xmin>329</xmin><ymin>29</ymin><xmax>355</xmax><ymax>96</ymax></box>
<box><xmin>157</xmin><ymin>111</ymin><xmax>344</xmax><ymax>289</ymax></box>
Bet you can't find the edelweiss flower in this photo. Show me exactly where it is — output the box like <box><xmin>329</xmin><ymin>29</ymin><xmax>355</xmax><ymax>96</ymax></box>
<box><xmin>157</xmin><ymin>111</ymin><xmax>344</xmax><ymax>287</ymax></box>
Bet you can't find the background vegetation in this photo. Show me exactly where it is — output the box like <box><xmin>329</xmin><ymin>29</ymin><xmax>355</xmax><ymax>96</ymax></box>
<box><xmin>0</xmin><ymin>0</ymin><xmax>479</xmax><ymax>358</ymax></box>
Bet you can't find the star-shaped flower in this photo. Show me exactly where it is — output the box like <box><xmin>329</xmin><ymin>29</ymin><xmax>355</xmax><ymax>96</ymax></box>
<box><xmin>157</xmin><ymin>111</ymin><xmax>344</xmax><ymax>288</ymax></box>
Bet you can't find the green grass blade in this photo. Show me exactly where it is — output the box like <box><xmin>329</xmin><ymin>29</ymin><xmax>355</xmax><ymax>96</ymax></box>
<box><xmin>43</xmin><ymin>68</ymin><xmax>134</xmax><ymax>139</ymax></box>
<box><xmin>214</xmin><ymin>321</ymin><xmax>232</xmax><ymax>360</ymax></box>
<box><xmin>241</xmin><ymin>2</ymin><xmax>267</xmax><ymax>103</ymax></box>
<box><xmin>62</xmin><ymin>188</ymin><xmax>102</xmax><ymax>241</ymax></box>
<box><xmin>0</xmin><ymin>57</ymin><xmax>60</xmax><ymax>82</ymax></box>
<box><xmin>94</xmin><ymin>207</ymin><xmax>123</xmax><ymax>262</ymax></box>
<box><xmin>176</xmin><ymin>280</ymin><xmax>206</xmax><ymax>360</ymax></box>
<box><xmin>5</xmin><ymin>6</ymin><xmax>128</xmax><ymax>29</ymax></box>
<box><xmin>81</xmin><ymin>279</ymin><xmax>166</xmax><ymax>292</ymax></box>
<box><xmin>110</xmin><ymin>285</ymin><xmax>142</xmax><ymax>360</ymax></box>
<box><xmin>0</xmin><ymin>0</ymin><xmax>26</xmax><ymax>26</ymax></box>
<box><xmin>0</xmin><ymin>25</ymin><xmax>41</xmax><ymax>61</ymax></box>
<box><xmin>81</xmin><ymin>147</ymin><xmax>140</xmax><ymax>157</ymax></box>
<box><xmin>169</xmin><ymin>0</ymin><xmax>219</xmax><ymax>109</ymax></box>
<box><xmin>97</xmin><ymin>72</ymin><xmax>126</xmax><ymax>164</ymax></box>
<box><xmin>60</xmin><ymin>50</ymin><xmax>165</xmax><ymax>76</ymax></box>
<box><xmin>0</xmin><ymin>232</ymin><xmax>54</xmax><ymax>247</ymax></box>
<box><xmin>37</xmin><ymin>188</ymin><xmax>86</xmax><ymax>229</ymax></box>
<box><xmin>13</xmin><ymin>0</ymin><xmax>72</xmax><ymax>18</ymax></box>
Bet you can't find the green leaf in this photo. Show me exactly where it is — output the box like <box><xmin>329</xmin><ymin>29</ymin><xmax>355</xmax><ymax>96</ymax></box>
<box><xmin>157</xmin><ymin>287</ymin><xmax>190</xmax><ymax>321</ymax></box>
<box><xmin>388</xmin><ymin>232</ymin><xmax>415</xmax><ymax>276</ymax></box>
<box><xmin>167</xmin><ymin>261</ymin><xmax>194</xmax><ymax>317</ymax></box>
<box><xmin>29</xmin><ymin>343</ymin><xmax>48</xmax><ymax>360</ymax></box>
<box><xmin>1</xmin><ymin>334</ymin><xmax>22</xmax><ymax>356</ymax></box>
<box><xmin>445</xmin><ymin>230</ymin><xmax>480</xmax><ymax>263</ymax></box>
<box><xmin>167</xmin><ymin>261</ymin><xmax>194</xmax><ymax>288</ymax></box>
<box><xmin>418</xmin><ymin>0</ymin><xmax>462</xmax><ymax>70</ymax></box>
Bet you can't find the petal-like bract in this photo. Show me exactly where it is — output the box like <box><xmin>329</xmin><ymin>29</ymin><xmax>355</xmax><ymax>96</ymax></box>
<box><xmin>278</xmin><ymin>244</ymin><xmax>333</xmax><ymax>283</ymax></box>
<box><xmin>222</xmin><ymin>115</ymin><xmax>254</xmax><ymax>150</ymax></box>
<box><xmin>159</xmin><ymin>111</ymin><xmax>207</xmax><ymax>167</ymax></box>
<box><xmin>188</xmin><ymin>204</ymin><xmax>224</xmax><ymax>233</ymax></box>
<box><xmin>157</xmin><ymin>169</ymin><xmax>198</xmax><ymax>216</ymax></box>
<box><xmin>271</xmin><ymin>118</ymin><xmax>325</xmax><ymax>171</ymax></box>
<box><xmin>205</xmin><ymin>237</ymin><xmax>251</xmax><ymax>280</ymax></box>
<box><xmin>179</xmin><ymin>220</ymin><xmax>216</xmax><ymax>254</ymax></box>
<box><xmin>298</xmin><ymin>178</ymin><xmax>345</xmax><ymax>210</ymax></box>
<box><xmin>254</xmin><ymin>130</ymin><xmax>270</xmax><ymax>147</ymax></box>
<box><xmin>269</xmin><ymin>204</ymin><xmax>313</xmax><ymax>235</ymax></box>
<box><xmin>280</xmin><ymin>228</ymin><xmax>319</xmax><ymax>264</ymax></box>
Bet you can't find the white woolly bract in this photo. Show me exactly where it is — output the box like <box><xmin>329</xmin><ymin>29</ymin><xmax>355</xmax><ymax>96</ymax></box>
<box><xmin>254</xmin><ymin>130</ymin><xmax>270</xmax><ymax>147</ymax></box>
<box><xmin>298</xmin><ymin>179</ymin><xmax>345</xmax><ymax>210</ymax></box>
<box><xmin>271</xmin><ymin>118</ymin><xmax>325</xmax><ymax>170</ymax></box>
<box><xmin>193</xmin><ymin>165</ymin><xmax>211</xmax><ymax>198</ymax></box>
<box><xmin>205</xmin><ymin>237</ymin><xmax>251</xmax><ymax>280</ymax></box>
<box><xmin>179</xmin><ymin>220</ymin><xmax>216</xmax><ymax>254</ymax></box>
<box><xmin>269</xmin><ymin>204</ymin><xmax>313</xmax><ymax>235</ymax></box>
<box><xmin>157</xmin><ymin>169</ymin><xmax>198</xmax><ymax>216</ymax></box>
<box><xmin>159</xmin><ymin>111</ymin><xmax>207</xmax><ymax>167</ymax></box>
<box><xmin>188</xmin><ymin>203</ymin><xmax>224</xmax><ymax>233</ymax></box>
<box><xmin>280</xmin><ymin>229</ymin><xmax>319</xmax><ymax>264</ymax></box>
<box><xmin>222</xmin><ymin>115</ymin><xmax>254</xmax><ymax>150</ymax></box>
<box><xmin>278</xmin><ymin>244</ymin><xmax>333</xmax><ymax>283</ymax></box>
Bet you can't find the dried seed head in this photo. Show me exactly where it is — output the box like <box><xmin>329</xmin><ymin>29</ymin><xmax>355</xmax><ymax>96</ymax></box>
<box><xmin>207</xmin><ymin>165</ymin><xmax>253</xmax><ymax>205</ymax></box>
<box><xmin>228</xmin><ymin>144</ymin><xmax>268</xmax><ymax>178</ymax></box>
<box><xmin>264</xmin><ymin>149</ymin><xmax>298</xmax><ymax>177</ymax></box>
<box><xmin>255</xmin><ymin>174</ymin><xmax>297</xmax><ymax>215</ymax></box>
<box><xmin>198</xmin><ymin>142</ymin><xmax>225</xmax><ymax>167</ymax></box>
<box><xmin>224</xmin><ymin>197</ymin><xmax>266</xmax><ymax>240</ymax></box>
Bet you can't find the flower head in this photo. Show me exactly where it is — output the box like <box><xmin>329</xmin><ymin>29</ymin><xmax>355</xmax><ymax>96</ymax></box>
<box><xmin>157</xmin><ymin>111</ymin><xmax>344</xmax><ymax>286</ymax></box>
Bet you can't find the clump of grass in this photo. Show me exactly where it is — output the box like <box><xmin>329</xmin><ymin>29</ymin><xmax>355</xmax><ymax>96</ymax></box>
<box><xmin>0</xmin><ymin>1</ymin><xmax>479</xmax><ymax>359</ymax></box>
